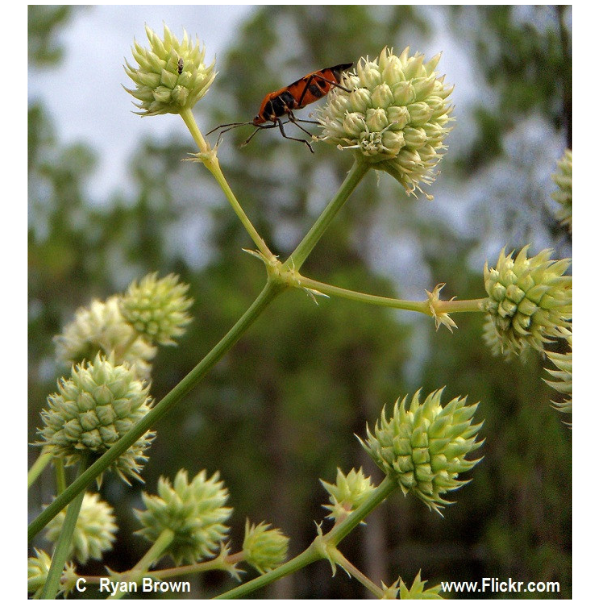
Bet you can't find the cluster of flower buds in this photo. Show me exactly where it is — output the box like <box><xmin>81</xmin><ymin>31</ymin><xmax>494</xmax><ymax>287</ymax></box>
<box><xmin>125</xmin><ymin>25</ymin><xmax>215</xmax><ymax>116</ymax></box>
<box><xmin>361</xmin><ymin>389</ymin><xmax>483</xmax><ymax>515</ymax></box>
<box><xmin>317</xmin><ymin>47</ymin><xmax>453</xmax><ymax>198</ymax></box>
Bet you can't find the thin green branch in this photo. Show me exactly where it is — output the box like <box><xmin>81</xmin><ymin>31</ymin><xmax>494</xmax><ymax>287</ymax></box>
<box><xmin>180</xmin><ymin>108</ymin><xmax>273</xmax><ymax>259</ymax></box>
<box><xmin>285</xmin><ymin>159</ymin><xmax>370</xmax><ymax>270</ymax></box>
<box><xmin>41</xmin><ymin>455</ymin><xmax>90</xmax><ymax>599</ymax></box>
<box><xmin>54</xmin><ymin>458</ymin><xmax>67</xmax><ymax>495</ymax></box>
<box><xmin>215</xmin><ymin>544</ymin><xmax>321</xmax><ymax>599</ymax></box>
<box><xmin>28</xmin><ymin>448</ymin><xmax>53</xmax><ymax>489</ymax></box>
<box><xmin>215</xmin><ymin>476</ymin><xmax>398</xmax><ymax>599</ymax></box>
<box><xmin>297</xmin><ymin>274</ymin><xmax>487</xmax><ymax>316</ymax></box>
<box><xmin>328</xmin><ymin>547</ymin><xmax>383</xmax><ymax>598</ymax></box>
<box><xmin>110</xmin><ymin>529</ymin><xmax>175</xmax><ymax>600</ymax></box>
<box><xmin>297</xmin><ymin>275</ymin><xmax>430</xmax><ymax>314</ymax></box>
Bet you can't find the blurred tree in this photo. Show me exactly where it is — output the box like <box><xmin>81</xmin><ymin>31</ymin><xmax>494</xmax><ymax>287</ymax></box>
<box><xmin>28</xmin><ymin>5</ymin><xmax>80</xmax><ymax>66</ymax></box>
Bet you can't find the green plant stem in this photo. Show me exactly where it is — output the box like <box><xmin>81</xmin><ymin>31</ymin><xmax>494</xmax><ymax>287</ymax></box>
<box><xmin>298</xmin><ymin>275</ymin><xmax>487</xmax><ymax>315</ymax></box>
<box><xmin>215</xmin><ymin>544</ymin><xmax>321</xmax><ymax>599</ymax></box>
<box><xmin>117</xmin><ymin>330</ymin><xmax>141</xmax><ymax>362</ymax></box>
<box><xmin>324</xmin><ymin>475</ymin><xmax>397</xmax><ymax>547</ymax></box>
<box><xmin>28</xmin><ymin>448</ymin><xmax>53</xmax><ymax>488</ymax></box>
<box><xmin>54</xmin><ymin>458</ymin><xmax>67</xmax><ymax>495</ymax></box>
<box><xmin>180</xmin><ymin>108</ymin><xmax>273</xmax><ymax>260</ymax></box>
<box><xmin>41</xmin><ymin>455</ymin><xmax>89</xmax><ymax>599</ymax></box>
<box><xmin>285</xmin><ymin>159</ymin><xmax>370</xmax><ymax>270</ymax></box>
<box><xmin>29</xmin><ymin>280</ymin><xmax>284</xmax><ymax>542</ymax></box>
<box><xmin>75</xmin><ymin>551</ymin><xmax>241</xmax><ymax>589</ymax></box>
<box><xmin>110</xmin><ymin>529</ymin><xmax>175</xmax><ymax>600</ymax></box>
<box><xmin>328</xmin><ymin>547</ymin><xmax>382</xmax><ymax>598</ymax></box>
<box><xmin>215</xmin><ymin>476</ymin><xmax>398</xmax><ymax>599</ymax></box>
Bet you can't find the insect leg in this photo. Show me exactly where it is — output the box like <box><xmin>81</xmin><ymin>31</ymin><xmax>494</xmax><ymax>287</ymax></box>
<box><xmin>287</xmin><ymin>112</ymin><xmax>318</xmax><ymax>137</ymax></box>
<box><xmin>275</xmin><ymin>118</ymin><xmax>314</xmax><ymax>153</ymax></box>
<box><xmin>241</xmin><ymin>122</ymin><xmax>278</xmax><ymax>147</ymax></box>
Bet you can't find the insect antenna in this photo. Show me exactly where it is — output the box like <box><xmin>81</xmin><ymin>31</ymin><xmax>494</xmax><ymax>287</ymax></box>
<box><xmin>206</xmin><ymin>121</ymin><xmax>253</xmax><ymax>136</ymax></box>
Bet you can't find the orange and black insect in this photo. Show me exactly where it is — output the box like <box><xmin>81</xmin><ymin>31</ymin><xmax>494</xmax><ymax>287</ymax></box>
<box><xmin>208</xmin><ymin>63</ymin><xmax>353</xmax><ymax>153</ymax></box>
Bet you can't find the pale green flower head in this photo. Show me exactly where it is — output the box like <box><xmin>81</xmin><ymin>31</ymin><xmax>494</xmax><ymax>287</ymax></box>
<box><xmin>120</xmin><ymin>272</ymin><xmax>193</xmax><ymax>346</ymax></box>
<box><xmin>552</xmin><ymin>148</ymin><xmax>572</xmax><ymax>232</ymax></box>
<box><xmin>45</xmin><ymin>492</ymin><xmax>118</xmax><ymax>564</ymax></box>
<box><xmin>54</xmin><ymin>296</ymin><xmax>156</xmax><ymax>381</ymax></box>
<box><xmin>321</xmin><ymin>467</ymin><xmax>375</xmax><ymax>521</ymax></box>
<box><xmin>317</xmin><ymin>47</ymin><xmax>454</xmax><ymax>198</ymax></box>
<box><xmin>483</xmin><ymin>246</ymin><xmax>571</xmax><ymax>356</ymax></box>
<box><xmin>382</xmin><ymin>571</ymin><xmax>443</xmax><ymax>599</ymax></box>
<box><xmin>135</xmin><ymin>469</ymin><xmax>232</xmax><ymax>565</ymax></box>
<box><xmin>28</xmin><ymin>549</ymin><xmax>76</xmax><ymax>597</ymax></box>
<box><xmin>38</xmin><ymin>353</ymin><xmax>155</xmax><ymax>484</ymax></box>
<box><xmin>125</xmin><ymin>25</ymin><xmax>216</xmax><ymax>116</ymax></box>
<box><xmin>545</xmin><ymin>336</ymin><xmax>572</xmax><ymax>416</ymax></box>
<box><xmin>242</xmin><ymin>520</ymin><xmax>289</xmax><ymax>574</ymax></box>
<box><xmin>361</xmin><ymin>389</ymin><xmax>483</xmax><ymax>515</ymax></box>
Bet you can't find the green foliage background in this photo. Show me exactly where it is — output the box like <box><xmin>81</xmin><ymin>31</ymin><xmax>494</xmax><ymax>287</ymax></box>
<box><xmin>28</xmin><ymin>6</ymin><xmax>571</xmax><ymax>598</ymax></box>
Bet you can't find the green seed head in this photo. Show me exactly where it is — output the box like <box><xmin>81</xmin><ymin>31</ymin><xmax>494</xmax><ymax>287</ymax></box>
<box><xmin>44</xmin><ymin>492</ymin><xmax>118</xmax><ymax>564</ymax></box>
<box><xmin>483</xmin><ymin>246</ymin><xmax>571</xmax><ymax>356</ymax></box>
<box><xmin>135</xmin><ymin>469</ymin><xmax>232</xmax><ymax>565</ymax></box>
<box><xmin>38</xmin><ymin>354</ymin><xmax>155</xmax><ymax>483</ymax></box>
<box><xmin>120</xmin><ymin>273</ymin><xmax>193</xmax><ymax>346</ymax></box>
<box><xmin>54</xmin><ymin>296</ymin><xmax>156</xmax><ymax>380</ymax></box>
<box><xmin>552</xmin><ymin>148</ymin><xmax>572</xmax><ymax>232</ymax></box>
<box><xmin>545</xmin><ymin>336</ymin><xmax>572</xmax><ymax>417</ymax></box>
<box><xmin>361</xmin><ymin>389</ymin><xmax>483</xmax><ymax>514</ymax></box>
<box><xmin>28</xmin><ymin>549</ymin><xmax>76</xmax><ymax>597</ymax></box>
<box><xmin>382</xmin><ymin>571</ymin><xmax>443</xmax><ymax>599</ymax></box>
<box><xmin>317</xmin><ymin>47</ymin><xmax>454</xmax><ymax>198</ymax></box>
<box><xmin>124</xmin><ymin>25</ymin><xmax>216</xmax><ymax>116</ymax></box>
<box><xmin>321</xmin><ymin>467</ymin><xmax>375</xmax><ymax>522</ymax></box>
<box><xmin>242</xmin><ymin>520</ymin><xmax>289</xmax><ymax>574</ymax></box>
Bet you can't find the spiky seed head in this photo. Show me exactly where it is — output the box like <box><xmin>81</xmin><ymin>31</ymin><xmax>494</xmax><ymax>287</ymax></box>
<box><xmin>317</xmin><ymin>47</ymin><xmax>454</xmax><ymax>199</ymax></box>
<box><xmin>551</xmin><ymin>148</ymin><xmax>572</xmax><ymax>232</ymax></box>
<box><xmin>28</xmin><ymin>549</ymin><xmax>76</xmax><ymax>597</ymax></box>
<box><xmin>135</xmin><ymin>469</ymin><xmax>232</xmax><ymax>565</ymax></box>
<box><xmin>321</xmin><ymin>467</ymin><xmax>375</xmax><ymax>521</ymax></box>
<box><xmin>38</xmin><ymin>353</ymin><xmax>155</xmax><ymax>484</ymax></box>
<box><xmin>242</xmin><ymin>520</ymin><xmax>289</xmax><ymax>574</ymax></box>
<box><xmin>44</xmin><ymin>492</ymin><xmax>118</xmax><ymax>564</ymax></box>
<box><xmin>544</xmin><ymin>335</ymin><xmax>572</xmax><ymax>417</ymax></box>
<box><xmin>124</xmin><ymin>25</ymin><xmax>216</xmax><ymax>116</ymax></box>
<box><xmin>483</xmin><ymin>246</ymin><xmax>571</xmax><ymax>356</ymax></box>
<box><xmin>382</xmin><ymin>570</ymin><xmax>443</xmax><ymax>599</ymax></box>
<box><xmin>361</xmin><ymin>389</ymin><xmax>483</xmax><ymax>515</ymax></box>
<box><xmin>120</xmin><ymin>273</ymin><xmax>193</xmax><ymax>346</ymax></box>
<box><xmin>54</xmin><ymin>296</ymin><xmax>156</xmax><ymax>380</ymax></box>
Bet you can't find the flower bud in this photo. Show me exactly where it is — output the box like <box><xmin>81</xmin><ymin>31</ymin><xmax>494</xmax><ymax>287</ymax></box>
<box><xmin>38</xmin><ymin>354</ymin><xmax>155</xmax><ymax>483</ymax></box>
<box><xmin>383</xmin><ymin>571</ymin><xmax>443</xmax><ymax>599</ymax></box>
<box><xmin>242</xmin><ymin>520</ymin><xmax>289</xmax><ymax>574</ymax></box>
<box><xmin>318</xmin><ymin>47</ymin><xmax>453</xmax><ymax>198</ymax></box>
<box><xmin>551</xmin><ymin>148</ymin><xmax>572</xmax><ymax>232</ymax></box>
<box><xmin>28</xmin><ymin>549</ymin><xmax>76</xmax><ymax>597</ymax></box>
<box><xmin>54</xmin><ymin>296</ymin><xmax>156</xmax><ymax>380</ymax></box>
<box><xmin>44</xmin><ymin>493</ymin><xmax>118</xmax><ymax>564</ymax></box>
<box><xmin>125</xmin><ymin>25</ymin><xmax>215</xmax><ymax>116</ymax></box>
<box><xmin>120</xmin><ymin>273</ymin><xmax>193</xmax><ymax>346</ymax></box>
<box><xmin>360</xmin><ymin>389</ymin><xmax>483</xmax><ymax>514</ymax></box>
<box><xmin>135</xmin><ymin>469</ymin><xmax>232</xmax><ymax>565</ymax></box>
<box><xmin>483</xmin><ymin>247</ymin><xmax>571</xmax><ymax>356</ymax></box>
<box><xmin>321</xmin><ymin>467</ymin><xmax>375</xmax><ymax>522</ymax></box>
<box><xmin>544</xmin><ymin>336</ymin><xmax>572</xmax><ymax>417</ymax></box>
